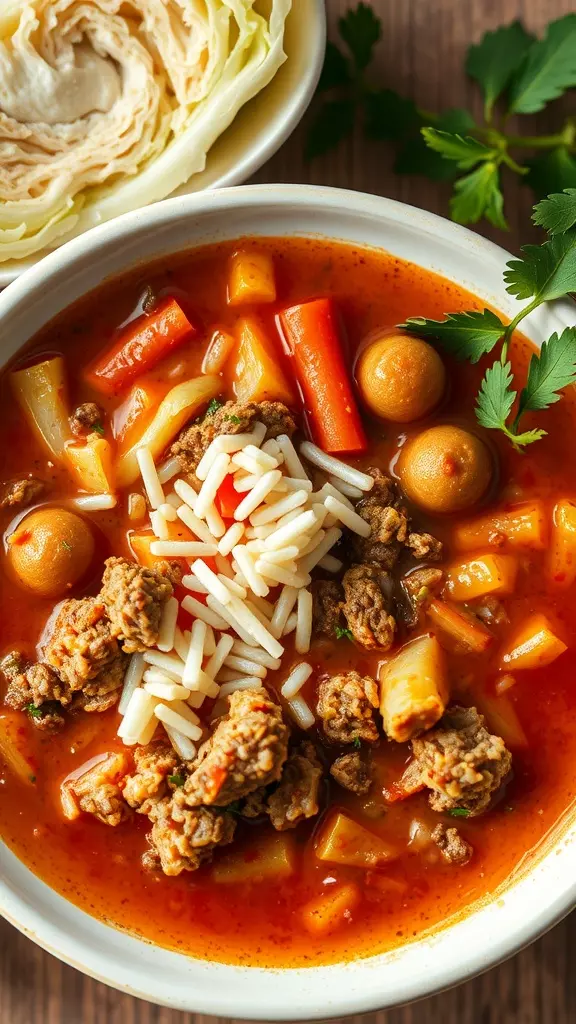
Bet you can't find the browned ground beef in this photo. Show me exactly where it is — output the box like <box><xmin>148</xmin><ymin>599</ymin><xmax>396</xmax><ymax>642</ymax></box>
<box><xmin>69</xmin><ymin>402</ymin><xmax>103</xmax><ymax>436</ymax></box>
<box><xmin>311</xmin><ymin>579</ymin><xmax>343</xmax><ymax>637</ymax></box>
<box><xmin>100</xmin><ymin>556</ymin><xmax>173</xmax><ymax>653</ymax></box>
<box><xmin>342</xmin><ymin>563</ymin><xmax>396</xmax><ymax>650</ymax></box>
<box><xmin>171</xmin><ymin>400</ymin><xmax>296</xmax><ymax>477</ymax></box>
<box><xmin>432</xmin><ymin>823</ymin><xmax>473</xmax><ymax>865</ymax></box>
<box><xmin>400</xmin><ymin>566</ymin><xmax>445</xmax><ymax>626</ymax></box>
<box><xmin>267</xmin><ymin>741</ymin><xmax>323</xmax><ymax>830</ymax></box>
<box><xmin>317</xmin><ymin>671</ymin><xmax>380</xmax><ymax>744</ymax></box>
<box><xmin>406</xmin><ymin>532</ymin><xmax>444</xmax><ymax>560</ymax></box>
<box><xmin>44</xmin><ymin>597</ymin><xmax>127</xmax><ymax>699</ymax></box>
<box><xmin>352</xmin><ymin>468</ymin><xmax>443</xmax><ymax>568</ymax></box>
<box><xmin>63</xmin><ymin>752</ymin><xmax>131</xmax><ymax>826</ymax></box>
<box><xmin>330</xmin><ymin>751</ymin><xmax>372</xmax><ymax>794</ymax></box>
<box><xmin>145</xmin><ymin>797</ymin><xmax>236</xmax><ymax>875</ymax></box>
<box><xmin>122</xmin><ymin>743</ymin><xmax>180</xmax><ymax>815</ymax></box>
<box><xmin>0</xmin><ymin>477</ymin><xmax>45</xmax><ymax>510</ymax></box>
<box><xmin>180</xmin><ymin>689</ymin><xmax>290</xmax><ymax>806</ymax></box>
<box><xmin>1</xmin><ymin>652</ymin><xmax>67</xmax><ymax>730</ymax></box>
<box><xmin>412</xmin><ymin>705</ymin><xmax>512</xmax><ymax>816</ymax></box>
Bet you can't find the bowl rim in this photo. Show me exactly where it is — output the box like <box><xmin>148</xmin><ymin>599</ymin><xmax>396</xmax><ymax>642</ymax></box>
<box><xmin>0</xmin><ymin>183</ymin><xmax>575</xmax><ymax>1017</ymax></box>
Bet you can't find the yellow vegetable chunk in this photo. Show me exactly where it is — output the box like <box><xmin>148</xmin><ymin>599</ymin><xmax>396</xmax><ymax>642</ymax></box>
<box><xmin>11</xmin><ymin>355</ymin><xmax>72</xmax><ymax>459</ymax></box>
<box><xmin>428</xmin><ymin>599</ymin><xmax>492</xmax><ymax>654</ymax></box>
<box><xmin>315</xmin><ymin>812</ymin><xmax>398</xmax><ymax>868</ymax></box>
<box><xmin>500</xmin><ymin>613</ymin><xmax>567</xmax><ymax>672</ymax></box>
<box><xmin>65</xmin><ymin>435</ymin><xmax>115</xmax><ymax>493</ymax></box>
<box><xmin>233</xmin><ymin>317</ymin><xmax>296</xmax><ymax>406</ymax></box>
<box><xmin>474</xmin><ymin>693</ymin><xmax>528</xmax><ymax>749</ymax></box>
<box><xmin>443</xmin><ymin>553</ymin><xmax>517</xmax><ymax>602</ymax></box>
<box><xmin>0</xmin><ymin>713</ymin><xmax>37</xmax><ymax>785</ymax></box>
<box><xmin>548</xmin><ymin>499</ymin><xmax>576</xmax><ymax>588</ymax></box>
<box><xmin>228</xmin><ymin>250</ymin><xmax>276</xmax><ymax>306</ymax></box>
<box><xmin>453</xmin><ymin>501</ymin><xmax>546</xmax><ymax>552</ymax></box>
<box><xmin>301</xmin><ymin>883</ymin><xmax>360</xmax><ymax>935</ymax></box>
<box><xmin>380</xmin><ymin>633</ymin><xmax>447</xmax><ymax>742</ymax></box>
<box><xmin>212</xmin><ymin>834</ymin><xmax>295</xmax><ymax>884</ymax></box>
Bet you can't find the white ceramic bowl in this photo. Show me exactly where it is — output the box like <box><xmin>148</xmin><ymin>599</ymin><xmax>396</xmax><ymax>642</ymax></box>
<box><xmin>0</xmin><ymin>185</ymin><xmax>575</xmax><ymax>1017</ymax></box>
<box><xmin>0</xmin><ymin>0</ymin><xmax>326</xmax><ymax>286</ymax></box>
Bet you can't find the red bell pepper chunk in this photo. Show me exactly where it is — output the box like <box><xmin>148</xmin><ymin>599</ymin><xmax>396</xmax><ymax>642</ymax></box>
<box><xmin>215</xmin><ymin>474</ymin><xmax>243</xmax><ymax>519</ymax></box>
<box><xmin>278</xmin><ymin>298</ymin><xmax>367</xmax><ymax>454</ymax></box>
<box><xmin>84</xmin><ymin>296</ymin><xmax>196</xmax><ymax>395</ymax></box>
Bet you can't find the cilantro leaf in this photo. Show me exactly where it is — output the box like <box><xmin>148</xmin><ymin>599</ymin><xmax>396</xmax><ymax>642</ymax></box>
<box><xmin>532</xmin><ymin>189</ymin><xmax>576</xmax><ymax>235</ymax></box>
<box><xmin>448</xmin><ymin>808</ymin><xmax>470</xmax><ymax>818</ymax></box>
<box><xmin>465</xmin><ymin>21</ymin><xmax>534</xmax><ymax>120</ymax></box>
<box><xmin>24</xmin><ymin>702</ymin><xmax>44</xmax><ymax>720</ymax></box>
<box><xmin>352</xmin><ymin>737</ymin><xmax>362</xmax><ymax>750</ymax></box>
<box><xmin>205</xmin><ymin>398</ymin><xmax>223</xmax><ymax>416</ymax></box>
<box><xmin>364</xmin><ymin>89</ymin><xmax>419</xmax><ymax>141</ymax></box>
<box><xmin>504</xmin><ymin>230</ymin><xmax>576</xmax><ymax>302</ymax></box>
<box><xmin>401</xmin><ymin>309</ymin><xmax>505</xmax><ymax>363</ymax></box>
<box><xmin>304</xmin><ymin>98</ymin><xmax>356</xmax><ymax>160</ymax></box>
<box><xmin>394</xmin><ymin>109</ymin><xmax>476</xmax><ymax>181</ymax></box>
<box><xmin>421</xmin><ymin>129</ymin><xmax>496</xmax><ymax>169</ymax></box>
<box><xmin>224</xmin><ymin>414</ymin><xmax>241</xmax><ymax>425</ymax></box>
<box><xmin>338</xmin><ymin>3</ymin><xmax>381</xmax><ymax>71</ymax></box>
<box><xmin>335</xmin><ymin>625</ymin><xmax>353</xmax><ymax>641</ymax></box>
<box><xmin>451</xmin><ymin>162</ymin><xmax>507</xmax><ymax>229</ymax></box>
<box><xmin>525</xmin><ymin>149</ymin><xmax>576</xmax><ymax>201</ymax></box>
<box><xmin>168</xmin><ymin>773</ymin><xmax>185</xmax><ymax>787</ymax></box>
<box><xmin>476</xmin><ymin>360</ymin><xmax>516</xmax><ymax>432</ymax></box>
<box><xmin>92</xmin><ymin>422</ymin><xmax>105</xmax><ymax>436</ymax></box>
<box><xmin>317</xmin><ymin>41</ymin><xmax>351</xmax><ymax>92</ymax></box>
<box><xmin>508</xmin><ymin>14</ymin><xmax>576</xmax><ymax>114</ymax></box>
<box><xmin>517</xmin><ymin>329</ymin><xmax>576</xmax><ymax>418</ymax></box>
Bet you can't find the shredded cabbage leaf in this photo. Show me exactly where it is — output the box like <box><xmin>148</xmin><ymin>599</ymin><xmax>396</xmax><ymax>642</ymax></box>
<box><xmin>0</xmin><ymin>0</ymin><xmax>291</xmax><ymax>263</ymax></box>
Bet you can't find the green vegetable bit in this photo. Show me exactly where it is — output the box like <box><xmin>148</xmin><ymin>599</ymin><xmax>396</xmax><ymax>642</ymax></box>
<box><xmin>448</xmin><ymin>808</ymin><xmax>470</xmax><ymax>818</ymax></box>
<box><xmin>167</xmin><ymin>774</ymin><xmax>186</xmax><ymax>787</ymax></box>
<box><xmin>205</xmin><ymin>398</ymin><xmax>223</xmax><ymax>416</ymax></box>
<box><xmin>224</xmin><ymin>414</ymin><xmax>242</xmax><ymax>425</ymax></box>
<box><xmin>92</xmin><ymin>422</ymin><xmax>105</xmax><ymax>436</ymax></box>
<box><xmin>335</xmin><ymin>625</ymin><xmax>353</xmax><ymax>641</ymax></box>
<box><xmin>352</xmin><ymin>737</ymin><xmax>362</xmax><ymax>750</ymax></box>
<box><xmin>24</xmin><ymin>703</ymin><xmax>44</xmax><ymax>719</ymax></box>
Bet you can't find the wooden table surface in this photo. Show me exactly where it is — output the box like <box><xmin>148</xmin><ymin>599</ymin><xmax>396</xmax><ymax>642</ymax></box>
<box><xmin>1</xmin><ymin>0</ymin><xmax>575</xmax><ymax>1020</ymax></box>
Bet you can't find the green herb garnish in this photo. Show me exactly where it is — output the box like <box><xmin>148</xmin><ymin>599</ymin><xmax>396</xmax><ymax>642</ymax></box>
<box><xmin>305</xmin><ymin>5</ymin><xmax>576</xmax><ymax>226</ymax></box>
<box><xmin>335</xmin><ymin>625</ymin><xmax>353</xmax><ymax>641</ymax></box>
<box><xmin>167</xmin><ymin>774</ymin><xmax>185</xmax><ymax>787</ymax></box>
<box><xmin>205</xmin><ymin>398</ymin><xmax>223</xmax><ymax>416</ymax></box>
<box><xmin>225</xmin><ymin>414</ymin><xmax>241</xmax><ymax>425</ymax></box>
<box><xmin>448</xmin><ymin>808</ymin><xmax>470</xmax><ymax>818</ymax></box>
<box><xmin>61</xmin><ymin>540</ymin><xmax>72</xmax><ymax>552</ymax></box>
<box><xmin>92</xmin><ymin>422</ymin><xmax>105</xmax><ymax>436</ymax></box>
<box><xmin>401</xmin><ymin>189</ymin><xmax>576</xmax><ymax>450</ymax></box>
<box><xmin>24</xmin><ymin>702</ymin><xmax>43</xmax><ymax>720</ymax></box>
<box><xmin>352</xmin><ymin>737</ymin><xmax>362</xmax><ymax>750</ymax></box>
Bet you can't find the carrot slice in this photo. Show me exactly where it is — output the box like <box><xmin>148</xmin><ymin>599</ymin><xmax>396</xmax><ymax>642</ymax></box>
<box><xmin>85</xmin><ymin>297</ymin><xmax>196</xmax><ymax>395</ymax></box>
<box><xmin>279</xmin><ymin>298</ymin><xmax>367</xmax><ymax>453</ymax></box>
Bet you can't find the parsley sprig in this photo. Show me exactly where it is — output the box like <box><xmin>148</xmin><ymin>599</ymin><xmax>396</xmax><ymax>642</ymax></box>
<box><xmin>401</xmin><ymin>189</ymin><xmax>576</xmax><ymax>450</ymax></box>
<box><xmin>306</xmin><ymin>6</ymin><xmax>576</xmax><ymax>227</ymax></box>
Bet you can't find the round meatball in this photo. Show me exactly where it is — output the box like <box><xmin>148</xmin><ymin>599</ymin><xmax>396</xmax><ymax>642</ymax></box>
<box><xmin>356</xmin><ymin>333</ymin><xmax>445</xmax><ymax>423</ymax></box>
<box><xmin>399</xmin><ymin>425</ymin><xmax>492</xmax><ymax>514</ymax></box>
<box><xmin>8</xmin><ymin>507</ymin><xmax>95</xmax><ymax>597</ymax></box>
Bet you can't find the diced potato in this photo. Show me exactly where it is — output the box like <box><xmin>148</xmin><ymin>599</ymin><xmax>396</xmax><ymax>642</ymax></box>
<box><xmin>212</xmin><ymin>834</ymin><xmax>295</xmax><ymax>884</ymax></box>
<box><xmin>474</xmin><ymin>692</ymin><xmax>528</xmax><ymax>749</ymax></box>
<box><xmin>548</xmin><ymin>499</ymin><xmax>576</xmax><ymax>588</ymax></box>
<box><xmin>0</xmin><ymin>714</ymin><xmax>37</xmax><ymax>785</ymax></box>
<box><xmin>443</xmin><ymin>553</ymin><xmax>517</xmax><ymax>602</ymax></box>
<box><xmin>301</xmin><ymin>883</ymin><xmax>360</xmax><ymax>935</ymax></box>
<box><xmin>453</xmin><ymin>501</ymin><xmax>547</xmax><ymax>552</ymax></box>
<box><xmin>427</xmin><ymin>600</ymin><xmax>492</xmax><ymax>654</ymax></box>
<box><xmin>228</xmin><ymin>251</ymin><xmax>276</xmax><ymax>306</ymax></box>
<box><xmin>380</xmin><ymin>634</ymin><xmax>447</xmax><ymax>742</ymax></box>
<box><xmin>365</xmin><ymin>874</ymin><xmax>408</xmax><ymax>898</ymax></box>
<box><xmin>65</xmin><ymin>435</ymin><xmax>115</xmax><ymax>493</ymax></box>
<box><xmin>315</xmin><ymin>812</ymin><xmax>398</xmax><ymax>868</ymax></box>
<box><xmin>233</xmin><ymin>318</ymin><xmax>296</xmax><ymax>406</ymax></box>
<box><xmin>499</xmin><ymin>613</ymin><xmax>567</xmax><ymax>672</ymax></box>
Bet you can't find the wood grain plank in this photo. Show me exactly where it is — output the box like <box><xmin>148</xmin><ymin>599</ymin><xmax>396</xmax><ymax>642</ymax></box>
<box><xmin>1</xmin><ymin>0</ymin><xmax>575</xmax><ymax>1021</ymax></box>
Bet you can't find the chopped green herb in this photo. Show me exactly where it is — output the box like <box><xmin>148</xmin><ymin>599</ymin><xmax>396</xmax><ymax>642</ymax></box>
<box><xmin>24</xmin><ymin>702</ymin><xmax>43</xmax><ymax>719</ymax></box>
<box><xmin>61</xmin><ymin>540</ymin><xmax>72</xmax><ymax>552</ymax></box>
<box><xmin>335</xmin><ymin>625</ymin><xmax>353</xmax><ymax>641</ymax></box>
<box><xmin>167</xmin><ymin>774</ymin><xmax>185</xmax><ymax>787</ymax></box>
<box><xmin>92</xmin><ymin>422</ymin><xmax>105</xmax><ymax>436</ymax></box>
<box><xmin>224</xmin><ymin>414</ymin><xmax>241</xmax><ymax>425</ymax></box>
<box><xmin>205</xmin><ymin>398</ymin><xmax>223</xmax><ymax>416</ymax></box>
<box><xmin>448</xmin><ymin>807</ymin><xmax>470</xmax><ymax>818</ymax></box>
<box><xmin>352</xmin><ymin>737</ymin><xmax>362</xmax><ymax>750</ymax></box>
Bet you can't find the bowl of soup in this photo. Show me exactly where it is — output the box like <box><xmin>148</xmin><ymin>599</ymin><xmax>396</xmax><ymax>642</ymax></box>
<box><xmin>0</xmin><ymin>185</ymin><xmax>575</xmax><ymax>1017</ymax></box>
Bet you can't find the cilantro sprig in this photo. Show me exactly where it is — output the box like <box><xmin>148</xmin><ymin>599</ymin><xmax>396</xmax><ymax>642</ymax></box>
<box><xmin>402</xmin><ymin>190</ymin><xmax>576</xmax><ymax>450</ymax></box>
<box><xmin>305</xmin><ymin>6</ymin><xmax>576</xmax><ymax>227</ymax></box>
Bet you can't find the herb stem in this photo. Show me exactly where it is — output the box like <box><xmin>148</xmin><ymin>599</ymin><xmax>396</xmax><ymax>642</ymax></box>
<box><xmin>501</xmin><ymin>296</ymin><xmax>542</xmax><ymax>361</ymax></box>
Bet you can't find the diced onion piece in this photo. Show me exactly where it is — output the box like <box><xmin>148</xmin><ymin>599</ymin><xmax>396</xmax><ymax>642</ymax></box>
<box><xmin>324</xmin><ymin>495</ymin><xmax>371</xmax><ymax>537</ymax></box>
<box><xmin>150</xmin><ymin>508</ymin><xmax>169</xmax><ymax>540</ymax></box>
<box><xmin>218</xmin><ymin>522</ymin><xmax>244</xmax><ymax>556</ymax></box>
<box><xmin>286</xmin><ymin>694</ymin><xmax>315</xmax><ymax>730</ymax></box>
<box><xmin>118</xmin><ymin>688</ymin><xmax>156</xmax><ymax>741</ymax></box>
<box><xmin>191</xmin><ymin>559</ymin><xmax>232</xmax><ymax>605</ymax></box>
<box><xmin>300</xmin><ymin>442</ymin><xmax>374</xmax><ymax>491</ymax></box>
<box><xmin>195</xmin><ymin>452</ymin><xmax>231</xmax><ymax>519</ymax></box>
<box><xmin>234</xmin><ymin>469</ymin><xmax>283</xmax><ymax>521</ymax></box>
<box><xmin>154</xmin><ymin>704</ymin><xmax>202</xmax><ymax>741</ymax></box>
<box><xmin>204</xmin><ymin>634</ymin><xmax>235</xmax><ymax>679</ymax></box>
<box><xmin>264</xmin><ymin>509</ymin><xmax>318</xmax><ymax>550</ymax></box>
<box><xmin>219</xmin><ymin>678</ymin><xmax>264</xmax><ymax>696</ymax></box>
<box><xmin>202</xmin><ymin>328</ymin><xmax>236</xmax><ymax>376</ymax></box>
<box><xmin>143</xmin><ymin>650</ymin><xmax>185</xmax><ymax>678</ymax></box>
<box><xmin>295</xmin><ymin>589</ymin><xmax>313</xmax><ymax>654</ymax></box>
<box><xmin>157</xmin><ymin>456</ymin><xmax>182</xmax><ymax>485</ymax></box>
<box><xmin>118</xmin><ymin>653</ymin><xmax>145</xmax><ymax>715</ymax></box>
<box><xmin>128</xmin><ymin>493</ymin><xmax>147</xmax><ymax>520</ymax></box>
<box><xmin>231</xmin><ymin>641</ymin><xmax>281</xmax><ymax>670</ymax></box>
<box><xmin>269</xmin><ymin>586</ymin><xmax>298</xmax><ymax>638</ymax></box>
<box><xmin>164</xmin><ymin>724</ymin><xmax>197</xmax><ymax>760</ymax></box>
<box><xmin>150</xmin><ymin>540</ymin><xmax>218</xmax><ymax>557</ymax></box>
<box><xmin>233</xmin><ymin>545</ymin><xmax>269</xmax><ymax>597</ymax></box>
<box><xmin>249</xmin><ymin>489</ymin><xmax>309</xmax><ymax>527</ymax></box>
<box><xmin>143</xmin><ymin>680</ymin><xmax>190</xmax><ymax>700</ymax></box>
<box><xmin>136</xmin><ymin>447</ymin><xmax>165</xmax><ymax>509</ymax></box>
<box><xmin>157</xmin><ymin>596</ymin><xmax>179</xmax><ymax>652</ymax></box>
<box><xmin>299</xmin><ymin>527</ymin><xmax>342</xmax><ymax>574</ymax></box>
<box><xmin>281</xmin><ymin>662</ymin><xmax>313</xmax><ymax>699</ymax></box>
<box><xmin>277</xmin><ymin>434</ymin><xmax>309</xmax><ymax>480</ymax></box>
<box><xmin>224</xmin><ymin>655</ymin><xmax>267</xmax><ymax>679</ymax></box>
<box><xmin>71</xmin><ymin>494</ymin><xmax>117</xmax><ymax>511</ymax></box>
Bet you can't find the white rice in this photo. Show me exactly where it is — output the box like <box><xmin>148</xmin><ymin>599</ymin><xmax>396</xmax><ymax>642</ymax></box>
<box><xmin>195</xmin><ymin>452</ymin><xmax>231</xmax><ymax>520</ymax></box>
<box><xmin>219</xmin><ymin>678</ymin><xmax>264</xmax><ymax>696</ymax></box>
<box><xmin>327</xmin><ymin>474</ymin><xmax>363</xmax><ymax>499</ymax></box>
<box><xmin>182</xmin><ymin>618</ymin><xmax>206</xmax><ymax>687</ymax></box>
<box><xmin>150</xmin><ymin>508</ymin><xmax>169</xmax><ymax>540</ymax></box>
<box><xmin>277</xmin><ymin>434</ymin><xmax>309</xmax><ymax>480</ymax></box>
<box><xmin>196</xmin><ymin>425</ymin><xmax>266</xmax><ymax>479</ymax></box>
<box><xmin>245</xmin><ymin>539</ymin><xmax>267</xmax><ymax>554</ymax></box>
<box><xmin>247</xmin><ymin>595</ymin><xmax>275</xmax><ymax>620</ymax></box>
<box><xmin>224</xmin><ymin>655</ymin><xmax>267</xmax><ymax>679</ymax></box>
<box><xmin>156</xmin><ymin>596</ymin><xmax>179</xmax><ymax>652</ymax></box>
<box><xmin>169</xmin><ymin>700</ymin><xmax>202</xmax><ymax>725</ymax></box>
<box><xmin>234</xmin><ymin>469</ymin><xmax>283</xmax><ymax>521</ymax></box>
<box><xmin>71</xmin><ymin>493</ymin><xmax>117</xmax><ymax>511</ymax></box>
<box><xmin>150</xmin><ymin>540</ymin><xmax>218</xmax><ymax>557</ymax></box>
<box><xmin>189</xmin><ymin>671</ymin><xmax>220</xmax><ymax>697</ymax></box>
<box><xmin>191</xmin><ymin>559</ymin><xmax>232</xmax><ymax>605</ymax></box>
<box><xmin>143</xmin><ymin>679</ymin><xmax>190</xmax><ymax>701</ymax></box>
<box><xmin>249</xmin><ymin>489</ymin><xmax>308</xmax><ymax>527</ymax></box>
<box><xmin>262</xmin><ymin>439</ymin><xmax>283</xmax><ymax>461</ymax></box>
<box><xmin>176</xmin><ymin>504</ymin><xmax>215</xmax><ymax>545</ymax></box>
<box><xmin>295</xmin><ymin>589</ymin><xmax>313</xmax><ymax>654</ymax></box>
<box><xmin>286</xmin><ymin>693</ymin><xmax>315</xmax><ymax>730</ymax></box>
<box><xmin>298</xmin><ymin>529</ymin><xmax>327</xmax><ymax>557</ymax></box>
<box><xmin>269</xmin><ymin>585</ymin><xmax>298</xmax><ymax>638</ymax></box>
<box><xmin>206</xmin><ymin>595</ymin><xmax>258</xmax><ymax>646</ymax></box>
<box><xmin>157</xmin><ymin>456</ymin><xmax>182</xmax><ymax>485</ymax></box>
<box><xmin>220</xmin><ymin>575</ymin><xmax>247</xmax><ymax>598</ymax></box>
<box><xmin>218</xmin><ymin>522</ymin><xmax>244</xmax><ymax>556</ymax></box>
<box><xmin>299</xmin><ymin>527</ymin><xmax>342</xmax><ymax>573</ymax></box>
<box><xmin>181</xmin><ymin>573</ymin><xmax>209</xmax><ymax>595</ymax></box>
<box><xmin>300</xmin><ymin>442</ymin><xmax>374</xmax><ymax>491</ymax></box>
<box><xmin>228</xmin><ymin>596</ymin><xmax>284</xmax><ymax>658</ymax></box>
<box><xmin>203</xmin><ymin>624</ymin><xmax>216</xmax><ymax>657</ymax></box>
<box><xmin>118</xmin><ymin>688</ymin><xmax>156</xmax><ymax>741</ymax></box>
<box><xmin>232</xmin><ymin>446</ymin><xmax>277</xmax><ymax>474</ymax></box>
<box><xmin>255</xmin><ymin>561</ymin><xmax>310</xmax><ymax>588</ymax></box>
<box><xmin>143</xmin><ymin>650</ymin><xmax>185</xmax><ymax>679</ymax></box>
<box><xmin>231</xmin><ymin>641</ymin><xmax>281</xmax><ymax>670</ymax></box>
<box><xmin>164</xmin><ymin>492</ymin><xmax>182</xmax><ymax>510</ymax></box>
<box><xmin>182</xmin><ymin>594</ymin><xmax>229</xmax><ymax>631</ymax></box>
<box><xmin>174</xmin><ymin>477</ymin><xmax>199</xmax><ymax>510</ymax></box>
<box><xmin>164</xmin><ymin>724</ymin><xmax>197</xmax><ymax>760</ymax></box>
<box><xmin>118</xmin><ymin>653</ymin><xmax>145</xmax><ymax>715</ymax></box>
<box><xmin>232</xmin><ymin>545</ymin><xmax>269</xmax><ymax>598</ymax></box>
<box><xmin>318</xmin><ymin>553</ymin><xmax>343</xmax><ymax>572</ymax></box>
<box><xmin>274</xmin><ymin>507</ymin><xmax>304</xmax><ymax>530</ymax></box>
<box><xmin>205</xmin><ymin>504</ymin><xmax>226</xmax><ymax>538</ymax></box>
<box><xmin>283</xmin><ymin>611</ymin><xmax>298</xmax><ymax>635</ymax></box>
<box><xmin>233</xmin><ymin>472</ymin><xmax>262</xmax><ymax>493</ymax></box>
<box><xmin>258</xmin><ymin>544</ymin><xmax>300</xmax><ymax>565</ymax></box>
<box><xmin>154</xmin><ymin>703</ymin><xmax>202</xmax><ymax>741</ymax></box>
<box><xmin>143</xmin><ymin>667</ymin><xmax>183</xmax><ymax>687</ymax></box>
<box><xmin>187</xmin><ymin>690</ymin><xmax>206</xmax><ymax>709</ymax></box>
<box><xmin>324</xmin><ymin>495</ymin><xmax>371</xmax><ymax>537</ymax></box>
<box><xmin>283</xmin><ymin>477</ymin><xmax>313</xmax><ymax>493</ymax></box>
<box><xmin>137</xmin><ymin>716</ymin><xmax>160</xmax><ymax>746</ymax></box>
<box><xmin>280</xmin><ymin>661</ymin><xmax>313</xmax><ymax>699</ymax></box>
<box><xmin>159</xmin><ymin>501</ymin><xmax>178</xmax><ymax>522</ymax></box>
<box><xmin>204</xmin><ymin>634</ymin><xmax>235</xmax><ymax>679</ymax></box>
<box><xmin>264</xmin><ymin>508</ymin><xmax>318</xmax><ymax>550</ymax></box>
<box><xmin>136</xmin><ymin>446</ymin><xmax>165</xmax><ymax>509</ymax></box>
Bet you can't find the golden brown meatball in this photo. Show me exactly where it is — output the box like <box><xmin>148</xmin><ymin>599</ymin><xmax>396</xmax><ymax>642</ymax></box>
<box><xmin>8</xmin><ymin>507</ymin><xmax>95</xmax><ymax>597</ymax></box>
<box><xmin>399</xmin><ymin>425</ymin><xmax>492</xmax><ymax>514</ymax></box>
<box><xmin>356</xmin><ymin>333</ymin><xmax>445</xmax><ymax>423</ymax></box>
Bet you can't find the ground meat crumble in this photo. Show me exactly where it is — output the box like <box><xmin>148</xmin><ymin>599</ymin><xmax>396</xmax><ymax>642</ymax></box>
<box><xmin>44</xmin><ymin>596</ymin><xmax>127</xmax><ymax>700</ymax></box>
<box><xmin>100</xmin><ymin>556</ymin><xmax>173</xmax><ymax>653</ymax></box>
<box><xmin>342</xmin><ymin>562</ymin><xmax>396</xmax><ymax>650</ymax></box>
<box><xmin>432</xmin><ymin>823</ymin><xmax>473</xmax><ymax>865</ymax></box>
<box><xmin>330</xmin><ymin>750</ymin><xmax>372</xmax><ymax>794</ymax></box>
<box><xmin>317</xmin><ymin>671</ymin><xmax>380</xmax><ymax>745</ymax></box>
<box><xmin>0</xmin><ymin>477</ymin><xmax>45</xmax><ymax>510</ymax></box>
<box><xmin>145</xmin><ymin>798</ymin><xmax>236</xmax><ymax>875</ymax></box>
<box><xmin>69</xmin><ymin>402</ymin><xmax>103</xmax><ymax>437</ymax></box>
<box><xmin>267</xmin><ymin>741</ymin><xmax>323</xmax><ymax>830</ymax></box>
